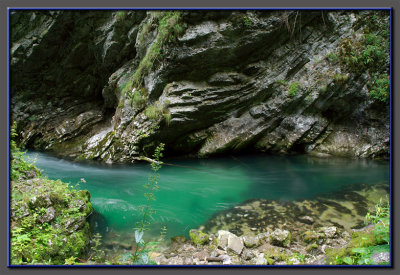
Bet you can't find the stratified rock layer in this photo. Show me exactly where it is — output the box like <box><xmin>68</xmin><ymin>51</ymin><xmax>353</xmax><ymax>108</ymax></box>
<box><xmin>11</xmin><ymin>10</ymin><xmax>390</xmax><ymax>163</ymax></box>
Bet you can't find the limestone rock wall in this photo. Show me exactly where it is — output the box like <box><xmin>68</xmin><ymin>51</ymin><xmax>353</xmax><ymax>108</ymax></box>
<box><xmin>10</xmin><ymin>10</ymin><xmax>390</xmax><ymax>163</ymax></box>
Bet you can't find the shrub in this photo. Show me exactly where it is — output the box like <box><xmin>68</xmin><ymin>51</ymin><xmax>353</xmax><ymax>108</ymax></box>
<box><xmin>10</xmin><ymin>121</ymin><xmax>41</xmax><ymax>180</ymax></box>
<box><xmin>326</xmin><ymin>12</ymin><xmax>390</xmax><ymax>103</ymax></box>
<box><xmin>369</xmin><ymin>74</ymin><xmax>390</xmax><ymax>103</ymax></box>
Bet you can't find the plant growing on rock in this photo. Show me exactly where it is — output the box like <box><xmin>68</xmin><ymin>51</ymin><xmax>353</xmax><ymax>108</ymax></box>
<box><xmin>368</xmin><ymin>74</ymin><xmax>390</xmax><ymax>103</ymax></box>
<box><xmin>131</xmin><ymin>11</ymin><xmax>185</xmax><ymax>89</ymax></box>
<box><xmin>327</xmin><ymin>12</ymin><xmax>390</xmax><ymax>103</ymax></box>
<box><xmin>129</xmin><ymin>88</ymin><xmax>147</xmax><ymax>109</ymax></box>
<box><xmin>326</xmin><ymin>198</ymin><xmax>390</xmax><ymax>265</ymax></box>
<box><xmin>115</xmin><ymin>11</ymin><xmax>127</xmax><ymax>21</ymax></box>
<box><xmin>288</xmin><ymin>82</ymin><xmax>300</xmax><ymax>97</ymax></box>
<box><xmin>144</xmin><ymin>103</ymin><xmax>163</xmax><ymax>120</ymax></box>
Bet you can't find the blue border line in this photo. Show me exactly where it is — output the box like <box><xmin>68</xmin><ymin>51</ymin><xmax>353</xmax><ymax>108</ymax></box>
<box><xmin>7</xmin><ymin>8</ymin><xmax>392</xmax><ymax>268</ymax></box>
<box><xmin>389</xmin><ymin>7</ymin><xmax>393</xmax><ymax>268</ymax></box>
<box><xmin>7</xmin><ymin>7</ymin><xmax>392</xmax><ymax>11</ymax></box>
<box><xmin>7</xmin><ymin>7</ymin><xmax>11</xmax><ymax>268</ymax></box>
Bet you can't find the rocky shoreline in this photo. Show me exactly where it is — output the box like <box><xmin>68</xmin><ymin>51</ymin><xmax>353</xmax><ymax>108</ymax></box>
<box><xmin>95</xmin><ymin>182</ymin><xmax>389</xmax><ymax>265</ymax></box>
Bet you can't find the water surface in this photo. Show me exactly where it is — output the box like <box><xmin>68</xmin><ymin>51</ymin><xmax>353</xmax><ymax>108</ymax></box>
<box><xmin>26</xmin><ymin>152</ymin><xmax>389</xmax><ymax>240</ymax></box>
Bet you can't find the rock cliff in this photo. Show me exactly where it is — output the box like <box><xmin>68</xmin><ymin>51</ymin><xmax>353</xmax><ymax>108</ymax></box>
<box><xmin>10</xmin><ymin>10</ymin><xmax>390</xmax><ymax>163</ymax></box>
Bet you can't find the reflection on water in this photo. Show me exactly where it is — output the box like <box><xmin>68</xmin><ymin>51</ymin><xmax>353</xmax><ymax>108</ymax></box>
<box><xmin>26</xmin><ymin>151</ymin><xmax>389</xmax><ymax>240</ymax></box>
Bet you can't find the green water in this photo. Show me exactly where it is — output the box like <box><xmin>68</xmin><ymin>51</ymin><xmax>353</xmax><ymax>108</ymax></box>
<box><xmin>26</xmin><ymin>152</ymin><xmax>389</xmax><ymax>240</ymax></box>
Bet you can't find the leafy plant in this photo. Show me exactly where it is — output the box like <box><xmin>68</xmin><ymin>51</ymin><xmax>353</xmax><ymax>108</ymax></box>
<box><xmin>131</xmin><ymin>11</ymin><xmax>185</xmax><ymax>89</ymax></box>
<box><xmin>288</xmin><ymin>82</ymin><xmax>300</xmax><ymax>97</ymax></box>
<box><xmin>326</xmin><ymin>12</ymin><xmax>390</xmax><ymax>103</ymax></box>
<box><xmin>368</xmin><ymin>74</ymin><xmax>390</xmax><ymax>103</ymax></box>
<box><xmin>10</xmin><ymin>121</ymin><xmax>41</xmax><ymax>180</ymax></box>
<box><xmin>131</xmin><ymin>143</ymin><xmax>165</xmax><ymax>264</ymax></box>
<box><xmin>242</xmin><ymin>16</ymin><xmax>253</xmax><ymax>27</ymax></box>
<box><xmin>328</xmin><ymin>198</ymin><xmax>390</xmax><ymax>265</ymax></box>
<box><xmin>88</xmin><ymin>233</ymin><xmax>106</xmax><ymax>263</ymax></box>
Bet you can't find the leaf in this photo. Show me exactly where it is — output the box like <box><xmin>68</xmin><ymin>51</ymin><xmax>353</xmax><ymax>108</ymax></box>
<box><xmin>135</xmin><ymin>230</ymin><xmax>144</xmax><ymax>243</ymax></box>
<box><xmin>368</xmin><ymin>244</ymin><xmax>390</xmax><ymax>254</ymax></box>
<box><xmin>352</xmin><ymin>247</ymin><xmax>368</xmax><ymax>254</ymax></box>
<box><xmin>343</xmin><ymin>257</ymin><xmax>354</xmax><ymax>265</ymax></box>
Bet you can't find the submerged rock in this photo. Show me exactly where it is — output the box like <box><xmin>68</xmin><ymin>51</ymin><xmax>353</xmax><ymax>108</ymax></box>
<box><xmin>202</xmin><ymin>183</ymin><xmax>389</xmax><ymax>237</ymax></box>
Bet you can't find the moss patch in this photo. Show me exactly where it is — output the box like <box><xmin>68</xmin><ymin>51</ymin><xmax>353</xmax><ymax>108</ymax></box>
<box><xmin>189</xmin><ymin>229</ymin><xmax>209</xmax><ymax>245</ymax></box>
<box><xmin>10</xmin><ymin>145</ymin><xmax>93</xmax><ymax>265</ymax></box>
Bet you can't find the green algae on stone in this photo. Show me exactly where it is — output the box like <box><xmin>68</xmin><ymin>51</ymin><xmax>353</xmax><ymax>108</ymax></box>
<box><xmin>189</xmin><ymin>229</ymin><xmax>209</xmax><ymax>245</ymax></box>
<box><xmin>301</xmin><ymin>230</ymin><xmax>325</xmax><ymax>244</ymax></box>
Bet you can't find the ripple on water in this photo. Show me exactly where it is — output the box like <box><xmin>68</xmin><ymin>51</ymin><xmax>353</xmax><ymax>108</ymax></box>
<box><xmin>26</xmin><ymin>151</ymin><xmax>389</xmax><ymax>240</ymax></box>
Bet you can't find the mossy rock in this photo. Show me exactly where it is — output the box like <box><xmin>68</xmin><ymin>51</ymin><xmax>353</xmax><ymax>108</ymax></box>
<box><xmin>301</xmin><ymin>230</ymin><xmax>325</xmax><ymax>244</ymax></box>
<box><xmin>189</xmin><ymin>229</ymin><xmax>209</xmax><ymax>245</ymax></box>
<box><xmin>265</xmin><ymin>255</ymin><xmax>276</xmax><ymax>265</ymax></box>
<box><xmin>306</xmin><ymin>243</ymin><xmax>319</xmax><ymax>253</ymax></box>
<box><xmin>270</xmin><ymin>229</ymin><xmax>291</xmax><ymax>247</ymax></box>
<box><xmin>325</xmin><ymin>230</ymin><xmax>378</xmax><ymax>263</ymax></box>
<box><xmin>11</xmin><ymin>176</ymin><xmax>93</xmax><ymax>265</ymax></box>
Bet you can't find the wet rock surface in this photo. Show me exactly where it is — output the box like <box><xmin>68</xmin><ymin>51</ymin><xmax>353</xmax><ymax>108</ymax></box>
<box><xmin>97</xmin><ymin>182</ymin><xmax>389</xmax><ymax>265</ymax></box>
<box><xmin>202</xmin><ymin>183</ymin><xmax>389</xmax><ymax>237</ymax></box>
<box><xmin>11</xmin><ymin>10</ymin><xmax>389</xmax><ymax>163</ymax></box>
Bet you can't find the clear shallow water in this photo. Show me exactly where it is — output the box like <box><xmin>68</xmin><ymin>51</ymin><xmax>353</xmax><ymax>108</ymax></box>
<box><xmin>25</xmin><ymin>152</ymin><xmax>389</xmax><ymax>239</ymax></box>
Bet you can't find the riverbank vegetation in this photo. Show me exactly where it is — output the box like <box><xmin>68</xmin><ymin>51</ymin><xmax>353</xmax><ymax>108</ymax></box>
<box><xmin>10</xmin><ymin>123</ymin><xmax>93</xmax><ymax>265</ymax></box>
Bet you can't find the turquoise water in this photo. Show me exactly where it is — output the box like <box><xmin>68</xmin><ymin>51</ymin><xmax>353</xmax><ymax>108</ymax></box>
<box><xmin>26</xmin><ymin>152</ymin><xmax>389</xmax><ymax>239</ymax></box>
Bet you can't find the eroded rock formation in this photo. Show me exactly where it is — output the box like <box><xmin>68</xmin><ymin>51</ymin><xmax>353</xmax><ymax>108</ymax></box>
<box><xmin>11</xmin><ymin>10</ymin><xmax>390</xmax><ymax>163</ymax></box>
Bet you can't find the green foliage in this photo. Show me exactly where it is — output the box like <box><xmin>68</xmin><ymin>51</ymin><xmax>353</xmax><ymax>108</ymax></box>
<box><xmin>64</xmin><ymin>256</ymin><xmax>78</xmax><ymax>265</ymax></box>
<box><xmin>242</xmin><ymin>16</ymin><xmax>253</xmax><ymax>27</ymax></box>
<box><xmin>10</xmin><ymin>127</ymin><xmax>93</xmax><ymax>265</ymax></box>
<box><xmin>10</xmin><ymin>121</ymin><xmax>41</xmax><ymax>180</ymax></box>
<box><xmin>88</xmin><ymin>233</ymin><xmax>106</xmax><ymax>263</ymax></box>
<box><xmin>369</xmin><ymin>74</ymin><xmax>390</xmax><ymax>103</ymax></box>
<box><xmin>333</xmin><ymin>73</ymin><xmax>349</xmax><ymax>83</ymax></box>
<box><xmin>129</xmin><ymin>88</ymin><xmax>147</xmax><ymax>109</ymax></box>
<box><xmin>163</xmin><ymin>110</ymin><xmax>172</xmax><ymax>126</ymax></box>
<box><xmin>115</xmin><ymin>11</ymin><xmax>127</xmax><ymax>21</ymax></box>
<box><xmin>11</xmin><ymin>177</ymin><xmax>92</xmax><ymax>264</ymax></box>
<box><xmin>327</xmin><ymin>199</ymin><xmax>390</xmax><ymax>265</ymax></box>
<box><xmin>131</xmin><ymin>11</ymin><xmax>185</xmax><ymax>89</ymax></box>
<box><xmin>277</xmin><ymin>79</ymin><xmax>288</xmax><ymax>86</ymax></box>
<box><xmin>327</xmin><ymin>12</ymin><xmax>390</xmax><ymax>103</ymax></box>
<box><xmin>131</xmin><ymin>143</ymin><xmax>165</xmax><ymax>264</ymax></box>
<box><xmin>365</xmin><ymin>198</ymin><xmax>390</xmax><ymax>245</ymax></box>
<box><xmin>288</xmin><ymin>82</ymin><xmax>300</xmax><ymax>97</ymax></box>
<box><xmin>325</xmin><ymin>52</ymin><xmax>339</xmax><ymax>63</ymax></box>
<box><xmin>144</xmin><ymin>103</ymin><xmax>163</xmax><ymax>120</ymax></box>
